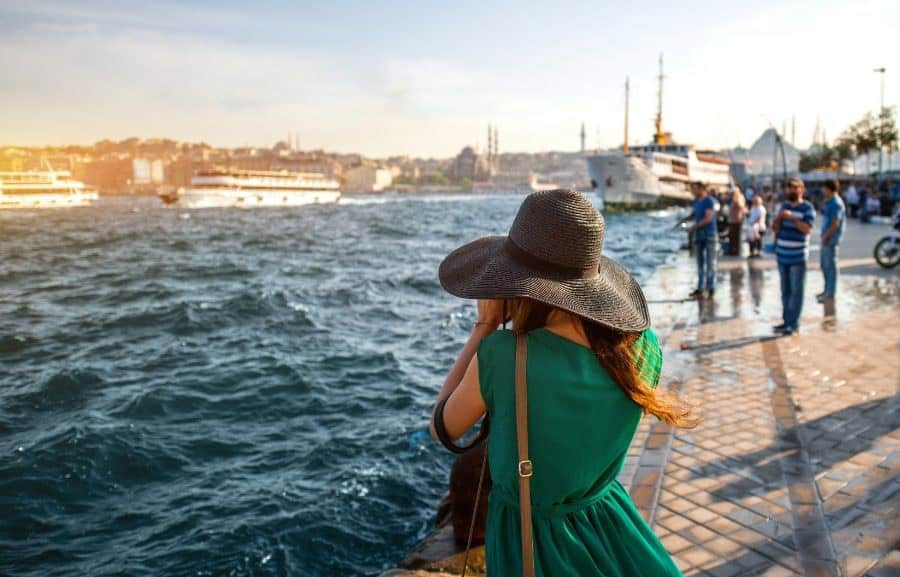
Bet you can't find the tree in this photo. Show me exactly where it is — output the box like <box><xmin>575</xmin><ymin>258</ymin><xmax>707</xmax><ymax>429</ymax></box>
<box><xmin>799</xmin><ymin>146</ymin><xmax>833</xmax><ymax>172</ymax></box>
<box><xmin>877</xmin><ymin>106</ymin><xmax>898</xmax><ymax>153</ymax></box>
<box><xmin>424</xmin><ymin>172</ymin><xmax>448</xmax><ymax>186</ymax></box>
<box><xmin>837</xmin><ymin>107</ymin><xmax>898</xmax><ymax>158</ymax></box>
<box><xmin>838</xmin><ymin>112</ymin><xmax>875</xmax><ymax>156</ymax></box>
<box><xmin>799</xmin><ymin>141</ymin><xmax>855</xmax><ymax>172</ymax></box>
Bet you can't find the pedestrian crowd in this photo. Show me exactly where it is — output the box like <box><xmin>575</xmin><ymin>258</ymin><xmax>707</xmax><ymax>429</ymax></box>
<box><xmin>687</xmin><ymin>176</ymin><xmax>858</xmax><ymax>336</ymax></box>
<box><xmin>838</xmin><ymin>180</ymin><xmax>899</xmax><ymax>223</ymax></box>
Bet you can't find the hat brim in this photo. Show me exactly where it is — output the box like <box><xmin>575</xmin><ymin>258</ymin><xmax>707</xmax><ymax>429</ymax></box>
<box><xmin>438</xmin><ymin>235</ymin><xmax>650</xmax><ymax>333</ymax></box>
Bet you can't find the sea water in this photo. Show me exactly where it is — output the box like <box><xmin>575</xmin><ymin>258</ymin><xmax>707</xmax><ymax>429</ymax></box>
<box><xmin>0</xmin><ymin>194</ymin><xmax>682</xmax><ymax>576</ymax></box>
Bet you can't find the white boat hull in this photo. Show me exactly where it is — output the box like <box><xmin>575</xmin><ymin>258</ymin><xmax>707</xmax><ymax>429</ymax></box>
<box><xmin>585</xmin><ymin>153</ymin><xmax>692</xmax><ymax>204</ymax></box>
<box><xmin>168</xmin><ymin>187</ymin><xmax>341</xmax><ymax>209</ymax></box>
<box><xmin>0</xmin><ymin>192</ymin><xmax>99</xmax><ymax>209</ymax></box>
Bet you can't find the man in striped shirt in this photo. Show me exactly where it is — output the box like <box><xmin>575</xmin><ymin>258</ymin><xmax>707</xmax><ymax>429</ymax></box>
<box><xmin>771</xmin><ymin>179</ymin><xmax>815</xmax><ymax>335</ymax></box>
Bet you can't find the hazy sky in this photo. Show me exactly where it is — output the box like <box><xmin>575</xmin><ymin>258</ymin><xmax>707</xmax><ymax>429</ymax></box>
<box><xmin>1</xmin><ymin>0</ymin><xmax>897</xmax><ymax>157</ymax></box>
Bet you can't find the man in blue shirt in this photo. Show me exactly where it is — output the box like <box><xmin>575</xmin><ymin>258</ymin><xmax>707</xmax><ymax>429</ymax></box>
<box><xmin>687</xmin><ymin>181</ymin><xmax>717</xmax><ymax>299</ymax></box>
<box><xmin>817</xmin><ymin>179</ymin><xmax>845</xmax><ymax>304</ymax></box>
<box><xmin>772</xmin><ymin>179</ymin><xmax>815</xmax><ymax>335</ymax></box>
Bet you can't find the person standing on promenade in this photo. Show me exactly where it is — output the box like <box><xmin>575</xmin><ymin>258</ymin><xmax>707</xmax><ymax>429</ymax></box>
<box><xmin>816</xmin><ymin>179</ymin><xmax>845</xmax><ymax>304</ymax></box>
<box><xmin>687</xmin><ymin>182</ymin><xmax>717</xmax><ymax>299</ymax></box>
<box><xmin>744</xmin><ymin>184</ymin><xmax>755</xmax><ymax>204</ymax></box>
<box><xmin>859</xmin><ymin>184</ymin><xmax>872</xmax><ymax>223</ymax></box>
<box><xmin>431</xmin><ymin>189</ymin><xmax>693</xmax><ymax>577</ymax></box>
<box><xmin>865</xmin><ymin>191</ymin><xmax>880</xmax><ymax>222</ymax></box>
<box><xmin>846</xmin><ymin>183</ymin><xmax>859</xmax><ymax>218</ymax></box>
<box><xmin>762</xmin><ymin>185</ymin><xmax>776</xmax><ymax>228</ymax></box>
<box><xmin>772</xmin><ymin>179</ymin><xmax>815</xmax><ymax>335</ymax></box>
<box><xmin>747</xmin><ymin>194</ymin><xmax>766</xmax><ymax>257</ymax></box>
<box><xmin>727</xmin><ymin>186</ymin><xmax>746</xmax><ymax>255</ymax></box>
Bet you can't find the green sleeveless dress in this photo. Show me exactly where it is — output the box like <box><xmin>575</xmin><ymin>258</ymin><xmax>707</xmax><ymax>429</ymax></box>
<box><xmin>477</xmin><ymin>328</ymin><xmax>682</xmax><ymax>577</ymax></box>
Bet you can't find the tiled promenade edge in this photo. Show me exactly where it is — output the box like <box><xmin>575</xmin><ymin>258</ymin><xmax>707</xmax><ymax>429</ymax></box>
<box><xmin>623</xmin><ymin>253</ymin><xmax>899</xmax><ymax>577</ymax></box>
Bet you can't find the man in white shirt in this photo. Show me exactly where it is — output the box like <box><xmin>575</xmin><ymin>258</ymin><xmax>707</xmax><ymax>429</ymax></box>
<box><xmin>846</xmin><ymin>184</ymin><xmax>859</xmax><ymax>218</ymax></box>
<box><xmin>747</xmin><ymin>195</ymin><xmax>766</xmax><ymax>257</ymax></box>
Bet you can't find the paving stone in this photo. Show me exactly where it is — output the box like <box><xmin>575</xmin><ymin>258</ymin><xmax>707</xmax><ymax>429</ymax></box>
<box><xmin>704</xmin><ymin>561</ymin><xmax>746</xmax><ymax>577</ymax></box>
<box><xmin>866</xmin><ymin>550</ymin><xmax>900</xmax><ymax>577</ymax></box>
<box><xmin>685</xmin><ymin>507</ymin><xmax>719</xmax><ymax>525</ymax></box>
<box><xmin>801</xmin><ymin>560</ymin><xmax>841</xmax><ymax>577</ymax></box>
<box><xmin>794</xmin><ymin>528</ymin><xmax>835</xmax><ymax>561</ymax></box>
<box><xmin>661</xmin><ymin>533</ymin><xmax>695</xmax><ymax>555</ymax></box>
<box><xmin>679</xmin><ymin>525</ymin><xmax>719</xmax><ymax>546</ymax></box>
<box><xmin>680</xmin><ymin>547</ymin><xmax>719</xmax><ymax>568</ymax></box>
<box><xmin>702</xmin><ymin>536</ymin><xmax>743</xmax><ymax>557</ymax></box>
<box><xmin>658</xmin><ymin>512</ymin><xmax>695</xmax><ymax>533</ymax></box>
<box><xmin>757</xmin><ymin>565</ymin><xmax>799</xmax><ymax>577</ymax></box>
<box><xmin>842</xmin><ymin>555</ymin><xmax>879</xmax><ymax>577</ymax></box>
<box><xmin>674</xmin><ymin>555</ymin><xmax>694</xmax><ymax>573</ymax></box>
<box><xmin>705</xmin><ymin>516</ymin><xmax>742</xmax><ymax>536</ymax></box>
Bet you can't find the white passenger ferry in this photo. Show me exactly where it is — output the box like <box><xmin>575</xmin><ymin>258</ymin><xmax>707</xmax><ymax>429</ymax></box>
<box><xmin>584</xmin><ymin>56</ymin><xmax>732</xmax><ymax>205</ymax></box>
<box><xmin>0</xmin><ymin>170</ymin><xmax>98</xmax><ymax>209</ymax></box>
<box><xmin>161</xmin><ymin>169</ymin><xmax>341</xmax><ymax>208</ymax></box>
<box><xmin>584</xmin><ymin>142</ymin><xmax>732</xmax><ymax>204</ymax></box>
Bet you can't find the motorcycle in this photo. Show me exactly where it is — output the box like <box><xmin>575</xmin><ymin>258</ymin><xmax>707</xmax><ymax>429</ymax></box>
<box><xmin>874</xmin><ymin>212</ymin><xmax>900</xmax><ymax>269</ymax></box>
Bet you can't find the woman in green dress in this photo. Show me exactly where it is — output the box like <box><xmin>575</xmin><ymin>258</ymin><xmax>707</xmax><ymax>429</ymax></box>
<box><xmin>430</xmin><ymin>189</ymin><xmax>695</xmax><ymax>576</ymax></box>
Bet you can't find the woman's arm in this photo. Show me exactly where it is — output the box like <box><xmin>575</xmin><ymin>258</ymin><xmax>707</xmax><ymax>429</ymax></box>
<box><xmin>429</xmin><ymin>300</ymin><xmax>502</xmax><ymax>442</ymax></box>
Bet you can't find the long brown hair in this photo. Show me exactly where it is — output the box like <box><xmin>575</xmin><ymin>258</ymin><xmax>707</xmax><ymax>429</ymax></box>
<box><xmin>506</xmin><ymin>298</ymin><xmax>696</xmax><ymax>428</ymax></box>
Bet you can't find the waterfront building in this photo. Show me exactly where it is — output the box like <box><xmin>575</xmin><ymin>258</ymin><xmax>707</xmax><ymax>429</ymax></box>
<box><xmin>343</xmin><ymin>165</ymin><xmax>393</xmax><ymax>193</ymax></box>
<box><xmin>450</xmin><ymin>146</ymin><xmax>491</xmax><ymax>183</ymax></box>
<box><xmin>131</xmin><ymin>158</ymin><xmax>166</xmax><ymax>194</ymax></box>
<box><xmin>735</xmin><ymin>128</ymin><xmax>801</xmax><ymax>178</ymax></box>
<box><xmin>0</xmin><ymin>148</ymin><xmax>27</xmax><ymax>172</ymax></box>
<box><xmin>82</xmin><ymin>157</ymin><xmax>134</xmax><ymax>193</ymax></box>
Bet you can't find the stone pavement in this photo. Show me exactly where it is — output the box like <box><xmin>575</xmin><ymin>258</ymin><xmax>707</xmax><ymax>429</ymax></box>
<box><xmin>383</xmin><ymin>222</ymin><xmax>899</xmax><ymax>577</ymax></box>
<box><xmin>621</xmin><ymin>242</ymin><xmax>899</xmax><ymax>577</ymax></box>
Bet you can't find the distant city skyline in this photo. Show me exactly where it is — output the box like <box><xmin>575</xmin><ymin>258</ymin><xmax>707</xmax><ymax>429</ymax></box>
<box><xmin>1</xmin><ymin>0</ymin><xmax>898</xmax><ymax>157</ymax></box>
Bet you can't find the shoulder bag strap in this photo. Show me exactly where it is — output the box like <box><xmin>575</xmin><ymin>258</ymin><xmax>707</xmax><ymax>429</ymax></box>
<box><xmin>515</xmin><ymin>333</ymin><xmax>536</xmax><ymax>577</ymax></box>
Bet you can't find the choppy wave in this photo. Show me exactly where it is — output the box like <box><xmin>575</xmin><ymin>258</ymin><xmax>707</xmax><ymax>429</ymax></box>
<box><xmin>0</xmin><ymin>195</ymin><xmax>682</xmax><ymax>576</ymax></box>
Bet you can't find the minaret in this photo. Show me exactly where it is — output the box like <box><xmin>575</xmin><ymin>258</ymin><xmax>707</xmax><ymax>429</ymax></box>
<box><xmin>791</xmin><ymin>115</ymin><xmax>796</xmax><ymax>146</ymax></box>
<box><xmin>493</xmin><ymin>126</ymin><xmax>499</xmax><ymax>172</ymax></box>
<box><xmin>624</xmin><ymin>76</ymin><xmax>630</xmax><ymax>153</ymax></box>
<box><xmin>812</xmin><ymin>116</ymin><xmax>822</xmax><ymax>146</ymax></box>
<box><xmin>580</xmin><ymin>122</ymin><xmax>586</xmax><ymax>153</ymax></box>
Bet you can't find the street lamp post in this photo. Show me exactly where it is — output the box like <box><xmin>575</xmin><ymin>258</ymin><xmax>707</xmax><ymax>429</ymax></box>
<box><xmin>874</xmin><ymin>67</ymin><xmax>886</xmax><ymax>180</ymax></box>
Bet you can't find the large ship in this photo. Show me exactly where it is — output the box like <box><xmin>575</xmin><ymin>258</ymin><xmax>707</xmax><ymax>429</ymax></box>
<box><xmin>0</xmin><ymin>169</ymin><xmax>98</xmax><ymax>209</ymax></box>
<box><xmin>161</xmin><ymin>168</ymin><xmax>341</xmax><ymax>208</ymax></box>
<box><xmin>585</xmin><ymin>56</ymin><xmax>732</xmax><ymax>205</ymax></box>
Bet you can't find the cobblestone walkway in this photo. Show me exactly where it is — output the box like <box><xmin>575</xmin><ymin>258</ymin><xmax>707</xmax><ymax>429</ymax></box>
<box><xmin>623</xmin><ymin>257</ymin><xmax>899</xmax><ymax>577</ymax></box>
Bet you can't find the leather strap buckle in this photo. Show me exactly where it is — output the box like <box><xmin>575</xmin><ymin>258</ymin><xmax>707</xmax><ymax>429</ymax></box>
<box><xmin>518</xmin><ymin>459</ymin><xmax>533</xmax><ymax>478</ymax></box>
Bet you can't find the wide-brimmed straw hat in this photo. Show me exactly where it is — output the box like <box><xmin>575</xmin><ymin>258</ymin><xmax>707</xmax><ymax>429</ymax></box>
<box><xmin>438</xmin><ymin>189</ymin><xmax>650</xmax><ymax>333</ymax></box>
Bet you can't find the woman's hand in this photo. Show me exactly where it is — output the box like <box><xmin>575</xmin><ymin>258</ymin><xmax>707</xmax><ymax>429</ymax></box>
<box><xmin>476</xmin><ymin>299</ymin><xmax>505</xmax><ymax>330</ymax></box>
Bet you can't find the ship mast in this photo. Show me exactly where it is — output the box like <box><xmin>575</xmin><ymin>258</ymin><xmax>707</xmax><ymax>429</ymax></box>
<box><xmin>654</xmin><ymin>53</ymin><xmax>669</xmax><ymax>145</ymax></box>
<box><xmin>624</xmin><ymin>76</ymin><xmax>630</xmax><ymax>153</ymax></box>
